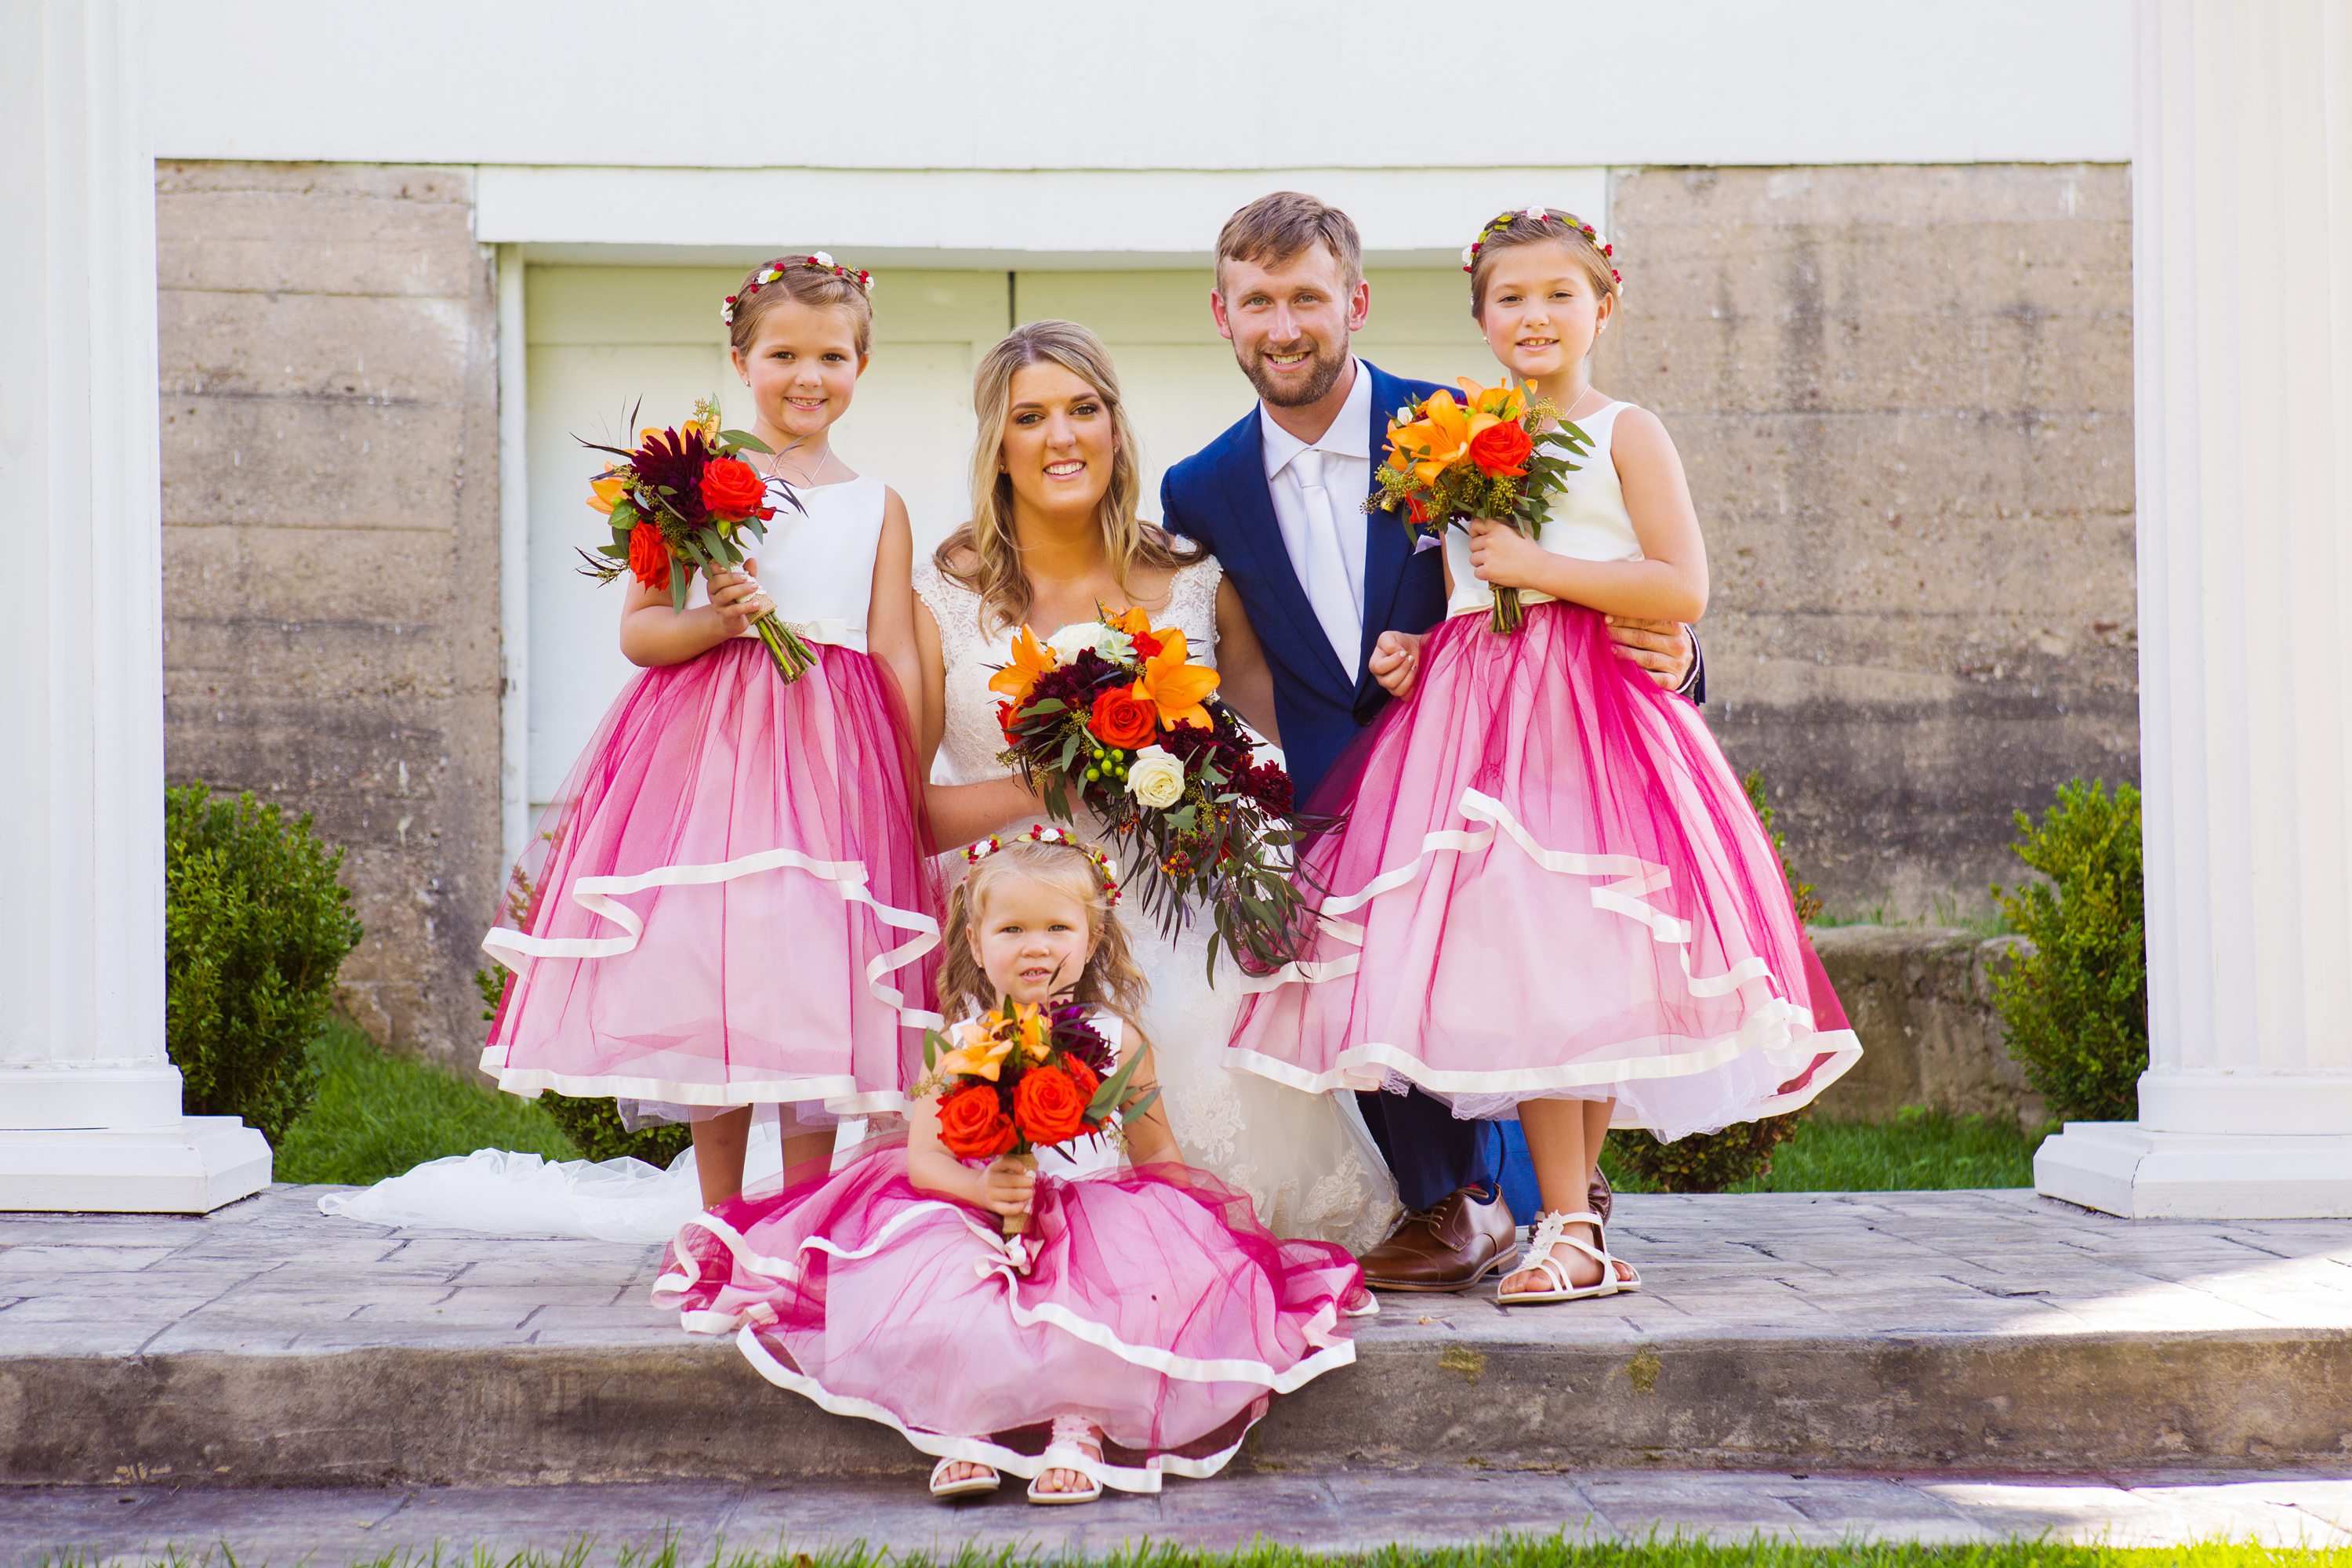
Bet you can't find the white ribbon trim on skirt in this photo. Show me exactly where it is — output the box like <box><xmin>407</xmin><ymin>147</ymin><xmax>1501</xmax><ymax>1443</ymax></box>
<box><xmin>651</xmin><ymin>1198</ymin><xmax>1359</xmax><ymax>1494</ymax></box>
<box><xmin>1230</xmin><ymin>784</ymin><xmax>1861</xmax><ymax>1112</ymax></box>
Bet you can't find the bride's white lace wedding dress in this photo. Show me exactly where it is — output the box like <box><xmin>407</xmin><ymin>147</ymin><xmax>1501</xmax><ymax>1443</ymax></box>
<box><xmin>913</xmin><ymin>554</ymin><xmax>1399</xmax><ymax>1252</ymax></box>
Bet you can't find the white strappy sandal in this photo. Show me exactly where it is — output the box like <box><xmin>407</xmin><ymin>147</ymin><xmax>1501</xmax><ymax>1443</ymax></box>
<box><xmin>1025</xmin><ymin>1414</ymin><xmax>1105</xmax><ymax>1505</ymax></box>
<box><xmin>928</xmin><ymin>1456</ymin><xmax>1000</xmax><ymax>1500</ymax></box>
<box><xmin>1497</xmin><ymin>1210</ymin><xmax>1621</xmax><ymax>1305</ymax></box>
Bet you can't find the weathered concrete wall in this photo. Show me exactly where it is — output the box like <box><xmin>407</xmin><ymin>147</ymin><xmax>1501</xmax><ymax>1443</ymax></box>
<box><xmin>157</xmin><ymin>162</ymin><xmax>501</xmax><ymax>1065</ymax></box>
<box><xmin>1808</xmin><ymin>925</ymin><xmax>2042</xmax><ymax>1127</ymax></box>
<box><xmin>1599</xmin><ymin>165</ymin><xmax>2139</xmax><ymax>917</ymax></box>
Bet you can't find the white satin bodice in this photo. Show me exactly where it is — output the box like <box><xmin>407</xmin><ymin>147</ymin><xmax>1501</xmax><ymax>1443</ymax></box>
<box><xmin>1445</xmin><ymin>400</ymin><xmax>1642</xmax><ymax>619</ymax></box>
<box><xmin>686</xmin><ymin>474</ymin><xmax>887</xmax><ymax>650</ymax></box>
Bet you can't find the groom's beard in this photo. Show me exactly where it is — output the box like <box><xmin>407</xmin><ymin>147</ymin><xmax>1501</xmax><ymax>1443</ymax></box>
<box><xmin>1237</xmin><ymin>333</ymin><xmax>1351</xmax><ymax>408</ymax></box>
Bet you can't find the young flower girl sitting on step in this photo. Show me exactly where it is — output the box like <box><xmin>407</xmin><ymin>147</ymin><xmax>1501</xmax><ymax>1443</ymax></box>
<box><xmin>652</xmin><ymin>829</ymin><xmax>1367</xmax><ymax>1505</ymax></box>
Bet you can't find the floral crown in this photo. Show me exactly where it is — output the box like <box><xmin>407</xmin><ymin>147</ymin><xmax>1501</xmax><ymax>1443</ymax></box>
<box><xmin>1460</xmin><ymin>205</ymin><xmax>1621</xmax><ymax>292</ymax></box>
<box><xmin>963</xmin><ymin>824</ymin><xmax>1122</xmax><ymax>906</ymax></box>
<box><xmin>720</xmin><ymin>252</ymin><xmax>877</xmax><ymax>326</ymax></box>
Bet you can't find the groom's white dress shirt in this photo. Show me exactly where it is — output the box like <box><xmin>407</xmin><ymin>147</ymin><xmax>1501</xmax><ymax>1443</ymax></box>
<box><xmin>1260</xmin><ymin>359</ymin><xmax>1373</xmax><ymax>676</ymax></box>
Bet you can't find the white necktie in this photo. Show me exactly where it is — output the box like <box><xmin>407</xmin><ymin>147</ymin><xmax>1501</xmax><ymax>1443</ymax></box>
<box><xmin>1291</xmin><ymin>448</ymin><xmax>1363</xmax><ymax>674</ymax></box>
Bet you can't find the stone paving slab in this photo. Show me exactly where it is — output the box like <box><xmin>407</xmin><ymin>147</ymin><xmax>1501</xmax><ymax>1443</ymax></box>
<box><xmin>2</xmin><ymin>1187</ymin><xmax>2348</xmax><ymax>1484</ymax></box>
<box><xmin>5</xmin><ymin>1470</ymin><xmax>2351</xmax><ymax>1563</ymax></box>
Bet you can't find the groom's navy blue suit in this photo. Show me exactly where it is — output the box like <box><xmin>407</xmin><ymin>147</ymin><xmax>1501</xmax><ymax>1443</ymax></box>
<box><xmin>1160</xmin><ymin>359</ymin><xmax>1490</xmax><ymax>1213</ymax></box>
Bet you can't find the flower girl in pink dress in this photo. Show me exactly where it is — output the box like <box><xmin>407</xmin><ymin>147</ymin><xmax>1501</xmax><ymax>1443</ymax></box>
<box><xmin>654</xmin><ymin>833</ymin><xmax>1367</xmax><ymax>1504</ymax></box>
<box><xmin>1229</xmin><ymin>209</ymin><xmax>1860</xmax><ymax>1305</ymax></box>
<box><xmin>481</xmin><ymin>256</ymin><xmax>941</xmax><ymax>1207</ymax></box>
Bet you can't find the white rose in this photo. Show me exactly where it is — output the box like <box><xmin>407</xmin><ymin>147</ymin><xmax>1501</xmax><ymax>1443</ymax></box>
<box><xmin>1126</xmin><ymin>746</ymin><xmax>1186</xmax><ymax>810</ymax></box>
<box><xmin>1047</xmin><ymin>622</ymin><xmax>1125</xmax><ymax>663</ymax></box>
<box><xmin>810</xmin><ymin>251</ymin><xmax>835</xmax><ymax>268</ymax></box>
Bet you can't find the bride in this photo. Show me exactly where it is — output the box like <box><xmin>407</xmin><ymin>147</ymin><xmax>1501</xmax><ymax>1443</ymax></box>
<box><xmin>911</xmin><ymin>320</ymin><xmax>1396</xmax><ymax>1252</ymax></box>
<box><xmin>323</xmin><ymin>320</ymin><xmax>1397</xmax><ymax>1253</ymax></box>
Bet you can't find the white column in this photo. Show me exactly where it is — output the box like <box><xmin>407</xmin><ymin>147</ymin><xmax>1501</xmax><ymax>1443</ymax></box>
<box><xmin>0</xmin><ymin>0</ymin><xmax>270</xmax><ymax>1212</ymax></box>
<box><xmin>2037</xmin><ymin>0</ymin><xmax>2352</xmax><ymax>1219</ymax></box>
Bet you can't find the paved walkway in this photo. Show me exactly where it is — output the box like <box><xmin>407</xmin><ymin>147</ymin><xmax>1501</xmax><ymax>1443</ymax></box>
<box><xmin>3</xmin><ymin>1184</ymin><xmax>2349</xmax><ymax>1488</ymax></box>
<box><xmin>7</xmin><ymin>1470</ymin><xmax>2352</xmax><ymax>1562</ymax></box>
<box><xmin>8</xmin><ymin>1184</ymin><xmax>2348</xmax><ymax>1359</ymax></box>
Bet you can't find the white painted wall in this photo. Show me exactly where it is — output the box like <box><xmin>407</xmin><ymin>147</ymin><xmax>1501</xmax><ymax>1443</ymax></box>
<box><xmin>151</xmin><ymin>0</ymin><xmax>2132</xmax><ymax>171</ymax></box>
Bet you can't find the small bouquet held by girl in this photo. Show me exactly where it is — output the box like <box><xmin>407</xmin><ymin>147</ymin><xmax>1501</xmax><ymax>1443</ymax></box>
<box><xmin>918</xmin><ymin>873</ymin><xmax>1159</xmax><ymax>1248</ymax></box>
<box><xmin>1372</xmin><ymin>377</ymin><xmax>1590</xmax><ymax>633</ymax></box>
<box><xmin>652</xmin><ymin>831</ymin><xmax>1367</xmax><ymax>1507</ymax></box>
<box><xmin>988</xmin><ymin>605</ymin><xmax>1308</xmax><ymax>976</ymax></box>
<box><xmin>578</xmin><ymin>401</ymin><xmax>818</xmax><ymax>681</ymax></box>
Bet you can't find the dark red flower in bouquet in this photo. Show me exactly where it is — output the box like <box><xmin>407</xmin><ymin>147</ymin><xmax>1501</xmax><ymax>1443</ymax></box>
<box><xmin>1468</xmin><ymin>421</ymin><xmax>1534</xmax><ymax>478</ymax></box>
<box><xmin>1088</xmin><ymin>685</ymin><xmax>1158</xmax><ymax>750</ymax></box>
<box><xmin>1012</xmin><ymin>1064</ymin><xmax>1092</xmax><ymax>1146</ymax></box>
<box><xmin>629</xmin><ymin>426</ymin><xmax>713</xmax><ymax>522</ymax></box>
<box><xmin>936</xmin><ymin>1082</ymin><xmax>1018</xmax><ymax>1160</ymax></box>
<box><xmin>1241</xmin><ymin>761</ymin><xmax>1294</xmax><ymax>816</ymax></box>
<box><xmin>698</xmin><ymin>456</ymin><xmax>768</xmax><ymax>520</ymax></box>
<box><xmin>626</xmin><ymin>522</ymin><xmax>671</xmax><ymax>590</ymax></box>
<box><xmin>1050</xmin><ymin>1004</ymin><xmax>1116</xmax><ymax>1076</ymax></box>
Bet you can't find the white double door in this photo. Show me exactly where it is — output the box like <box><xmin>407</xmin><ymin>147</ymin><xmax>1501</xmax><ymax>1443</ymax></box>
<box><xmin>523</xmin><ymin>263</ymin><xmax>1483</xmax><ymax>808</ymax></box>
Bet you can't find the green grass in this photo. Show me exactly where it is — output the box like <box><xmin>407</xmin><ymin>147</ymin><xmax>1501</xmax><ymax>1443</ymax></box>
<box><xmin>272</xmin><ymin>1014</ymin><xmax>577</xmax><ymax>1185</ymax></box>
<box><xmin>38</xmin><ymin>1534</ymin><xmax>2352</xmax><ymax>1568</ymax></box>
<box><xmin>1601</xmin><ymin>1108</ymin><xmax>2045</xmax><ymax>1196</ymax></box>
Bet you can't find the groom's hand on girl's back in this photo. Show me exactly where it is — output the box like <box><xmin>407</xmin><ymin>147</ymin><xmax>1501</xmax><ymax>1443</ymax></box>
<box><xmin>1369</xmin><ymin>630</ymin><xmax>1423</xmax><ymax>700</ymax></box>
<box><xmin>1605</xmin><ymin>616</ymin><xmax>1697</xmax><ymax>691</ymax></box>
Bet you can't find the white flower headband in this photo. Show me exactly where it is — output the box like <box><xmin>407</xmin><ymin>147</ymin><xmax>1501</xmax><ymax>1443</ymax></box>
<box><xmin>1459</xmin><ymin>206</ymin><xmax>1621</xmax><ymax>292</ymax></box>
<box><xmin>962</xmin><ymin>824</ymin><xmax>1122</xmax><ymax>906</ymax></box>
<box><xmin>720</xmin><ymin>252</ymin><xmax>877</xmax><ymax>326</ymax></box>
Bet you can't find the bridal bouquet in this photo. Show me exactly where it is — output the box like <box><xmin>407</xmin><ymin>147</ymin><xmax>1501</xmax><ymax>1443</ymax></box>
<box><xmin>1370</xmin><ymin>378</ymin><xmax>1590</xmax><ymax>633</ymax></box>
<box><xmin>989</xmin><ymin>606</ymin><xmax>1310</xmax><ymax>977</ymax></box>
<box><xmin>575</xmin><ymin>401</ymin><xmax>816</xmax><ymax>681</ymax></box>
<box><xmin>920</xmin><ymin>998</ymin><xmax>1156</xmax><ymax>1239</ymax></box>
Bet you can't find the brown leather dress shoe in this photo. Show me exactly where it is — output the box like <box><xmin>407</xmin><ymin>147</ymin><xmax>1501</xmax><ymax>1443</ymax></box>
<box><xmin>1357</xmin><ymin>1185</ymin><xmax>1519</xmax><ymax>1291</ymax></box>
<box><xmin>1589</xmin><ymin>1165</ymin><xmax>1613</xmax><ymax>1224</ymax></box>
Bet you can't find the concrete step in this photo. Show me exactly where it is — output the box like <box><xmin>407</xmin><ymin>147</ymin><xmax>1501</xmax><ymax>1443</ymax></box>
<box><xmin>2</xmin><ymin>1188</ymin><xmax>2347</xmax><ymax>1486</ymax></box>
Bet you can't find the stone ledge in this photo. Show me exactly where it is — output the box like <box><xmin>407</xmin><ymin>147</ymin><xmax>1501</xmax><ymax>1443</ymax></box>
<box><xmin>1809</xmin><ymin>924</ymin><xmax>2041</xmax><ymax>1125</ymax></box>
<box><xmin>2</xmin><ymin>1187</ymin><xmax>2347</xmax><ymax>1486</ymax></box>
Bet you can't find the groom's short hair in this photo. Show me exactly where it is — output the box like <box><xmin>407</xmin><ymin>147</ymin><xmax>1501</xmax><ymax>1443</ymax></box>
<box><xmin>1215</xmin><ymin>192</ymin><xmax>1363</xmax><ymax>292</ymax></box>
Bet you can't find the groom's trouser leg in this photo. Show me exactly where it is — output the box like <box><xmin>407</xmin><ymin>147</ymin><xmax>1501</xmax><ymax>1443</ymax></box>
<box><xmin>1356</xmin><ymin>1087</ymin><xmax>1494</xmax><ymax>1213</ymax></box>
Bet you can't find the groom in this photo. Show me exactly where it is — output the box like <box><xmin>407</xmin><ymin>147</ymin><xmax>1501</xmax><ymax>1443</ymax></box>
<box><xmin>1162</xmin><ymin>193</ymin><xmax>1701</xmax><ymax>1290</ymax></box>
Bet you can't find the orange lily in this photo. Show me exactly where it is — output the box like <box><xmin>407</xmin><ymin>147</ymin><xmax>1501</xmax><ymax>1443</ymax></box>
<box><xmin>934</xmin><ymin>1018</ymin><xmax>1017</xmax><ymax>1081</ymax></box>
<box><xmin>1134</xmin><ymin>628</ymin><xmax>1221</xmax><ymax>730</ymax></box>
<box><xmin>1103</xmin><ymin>604</ymin><xmax>1153</xmax><ymax>637</ymax></box>
<box><xmin>587</xmin><ymin>470</ymin><xmax>628</xmax><ymax>515</ymax></box>
<box><xmin>988</xmin><ymin>625</ymin><xmax>1058</xmax><ymax>706</ymax></box>
<box><xmin>1010</xmin><ymin>1001</ymin><xmax>1054</xmax><ymax>1063</ymax></box>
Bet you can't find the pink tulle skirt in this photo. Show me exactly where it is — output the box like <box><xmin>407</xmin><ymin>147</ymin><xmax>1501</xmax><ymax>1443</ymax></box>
<box><xmin>480</xmin><ymin>640</ymin><xmax>942</xmax><ymax>1116</ymax></box>
<box><xmin>1229</xmin><ymin>602</ymin><xmax>1859</xmax><ymax>1140</ymax></box>
<box><xmin>653</xmin><ymin>1139</ymin><xmax>1368</xmax><ymax>1492</ymax></box>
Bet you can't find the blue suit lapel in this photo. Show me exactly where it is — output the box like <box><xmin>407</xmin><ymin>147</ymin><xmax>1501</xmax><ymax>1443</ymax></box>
<box><xmin>1353</xmin><ymin>361</ymin><xmax>1416</xmax><ymax>701</ymax></box>
<box><xmin>1214</xmin><ymin>417</ymin><xmax>1355</xmax><ymax>698</ymax></box>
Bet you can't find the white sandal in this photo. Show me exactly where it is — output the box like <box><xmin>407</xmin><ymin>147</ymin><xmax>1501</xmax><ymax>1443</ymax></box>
<box><xmin>1025</xmin><ymin>1414</ymin><xmax>1105</xmax><ymax>1505</ymax></box>
<box><xmin>928</xmin><ymin>1456</ymin><xmax>1000</xmax><ymax>1500</ymax></box>
<box><xmin>1497</xmin><ymin>1210</ymin><xmax>1619</xmax><ymax>1305</ymax></box>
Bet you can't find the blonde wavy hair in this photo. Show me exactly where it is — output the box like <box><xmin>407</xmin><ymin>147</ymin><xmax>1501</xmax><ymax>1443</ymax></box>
<box><xmin>935</xmin><ymin>319</ymin><xmax>1199</xmax><ymax>633</ymax></box>
<box><xmin>937</xmin><ymin>839</ymin><xmax>1151</xmax><ymax>1050</ymax></box>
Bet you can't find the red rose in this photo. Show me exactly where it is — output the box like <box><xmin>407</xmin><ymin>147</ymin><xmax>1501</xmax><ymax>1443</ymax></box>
<box><xmin>699</xmin><ymin>456</ymin><xmax>768</xmax><ymax>519</ymax></box>
<box><xmin>1088</xmin><ymin>684</ymin><xmax>1158</xmax><ymax>750</ymax></box>
<box><xmin>1012</xmin><ymin>1064</ymin><xmax>1092</xmax><ymax>1147</ymax></box>
<box><xmin>1406</xmin><ymin>495</ymin><xmax>1433</xmax><ymax>527</ymax></box>
<box><xmin>1468</xmin><ymin>421</ymin><xmax>1534</xmax><ymax>478</ymax></box>
<box><xmin>935</xmin><ymin>1083</ymin><xmax>1018</xmax><ymax>1160</ymax></box>
<box><xmin>626</xmin><ymin>522</ymin><xmax>671</xmax><ymax>591</ymax></box>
